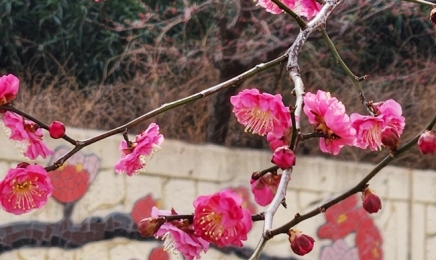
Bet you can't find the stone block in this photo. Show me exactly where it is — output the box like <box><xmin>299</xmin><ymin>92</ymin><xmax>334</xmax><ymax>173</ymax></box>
<box><xmin>124</xmin><ymin>174</ymin><xmax>163</xmax><ymax>210</ymax></box>
<box><xmin>376</xmin><ymin>200</ymin><xmax>409</xmax><ymax>260</ymax></box>
<box><xmin>71</xmin><ymin>169</ymin><xmax>125</xmax><ymax>223</ymax></box>
<box><xmin>411</xmin><ymin>203</ymin><xmax>425</xmax><ymax>260</ymax></box>
<box><xmin>163</xmin><ymin>178</ymin><xmax>196</xmax><ymax>213</ymax></box>
<box><xmin>427</xmin><ymin>204</ymin><xmax>436</xmax><ymax>235</ymax></box>
<box><xmin>413</xmin><ymin>169</ymin><xmax>436</xmax><ymax>203</ymax></box>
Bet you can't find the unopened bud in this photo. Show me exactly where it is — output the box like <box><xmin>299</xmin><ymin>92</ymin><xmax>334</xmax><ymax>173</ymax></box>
<box><xmin>137</xmin><ymin>217</ymin><xmax>165</xmax><ymax>237</ymax></box>
<box><xmin>271</xmin><ymin>145</ymin><xmax>296</xmax><ymax>169</ymax></box>
<box><xmin>418</xmin><ymin>130</ymin><xmax>436</xmax><ymax>154</ymax></box>
<box><xmin>362</xmin><ymin>187</ymin><xmax>382</xmax><ymax>214</ymax></box>
<box><xmin>381</xmin><ymin>127</ymin><xmax>400</xmax><ymax>151</ymax></box>
<box><xmin>16</xmin><ymin>162</ymin><xmax>30</xmax><ymax>168</ymax></box>
<box><xmin>288</xmin><ymin>229</ymin><xmax>315</xmax><ymax>256</ymax></box>
<box><xmin>49</xmin><ymin>121</ymin><xmax>66</xmax><ymax>139</ymax></box>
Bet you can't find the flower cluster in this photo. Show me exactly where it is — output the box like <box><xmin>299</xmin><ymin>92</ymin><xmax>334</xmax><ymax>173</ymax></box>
<box><xmin>140</xmin><ymin>189</ymin><xmax>253</xmax><ymax>259</ymax></box>
<box><xmin>351</xmin><ymin>100</ymin><xmax>405</xmax><ymax>151</ymax></box>
<box><xmin>151</xmin><ymin>207</ymin><xmax>209</xmax><ymax>260</ymax></box>
<box><xmin>2</xmin><ymin>111</ymin><xmax>53</xmax><ymax>160</ymax></box>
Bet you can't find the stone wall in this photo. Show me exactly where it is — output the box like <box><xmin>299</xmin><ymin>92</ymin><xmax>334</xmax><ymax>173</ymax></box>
<box><xmin>0</xmin><ymin>127</ymin><xmax>435</xmax><ymax>260</ymax></box>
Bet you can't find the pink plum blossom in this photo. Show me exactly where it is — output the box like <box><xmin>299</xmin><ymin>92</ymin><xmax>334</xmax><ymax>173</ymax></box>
<box><xmin>250</xmin><ymin>172</ymin><xmax>281</xmax><ymax>206</ymax></box>
<box><xmin>230</xmin><ymin>88</ymin><xmax>291</xmax><ymax>138</ymax></box>
<box><xmin>374</xmin><ymin>99</ymin><xmax>405</xmax><ymax>135</ymax></box>
<box><xmin>114</xmin><ymin>123</ymin><xmax>164</xmax><ymax>176</ymax></box>
<box><xmin>350</xmin><ymin>114</ymin><xmax>384</xmax><ymax>150</ymax></box>
<box><xmin>2</xmin><ymin>111</ymin><xmax>53</xmax><ymax>160</ymax></box>
<box><xmin>257</xmin><ymin>0</ymin><xmax>321</xmax><ymax>19</ymax></box>
<box><xmin>267</xmin><ymin>132</ymin><xmax>287</xmax><ymax>151</ymax></box>
<box><xmin>351</xmin><ymin>99</ymin><xmax>405</xmax><ymax>151</ymax></box>
<box><xmin>193</xmin><ymin>189</ymin><xmax>252</xmax><ymax>247</ymax></box>
<box><xmin>271</xmin><ymin>145</ymin><xmax>296</xmax><ymax>169</ymax></box>
<box><xmin>418</xmin><ymin>130</ymin><xmax>436</xmax><ymax>154</ymax></box>
<box><xmin>0</xmin><ymin>74</ymin><xmax>19</xmax><ymax>106</ymax></box>
<box><xmin>0</xmin><ymin>163</ymin><xmax>53</xmax><ymax>214</ymax></box>
<box><xmin>303</xmin><ymin>90</ymin><xmax>356</xmax><ymax>155</ymax></box>
<box><xmin>152</xmin><ymin>207</ymin><xmax>209</xmax><ymax>260</ymax></box>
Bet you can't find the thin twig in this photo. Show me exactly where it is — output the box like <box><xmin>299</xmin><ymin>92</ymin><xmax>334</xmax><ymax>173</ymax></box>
<box><xmin>43</xmin><ymin>55</ymin><xmax>288</xmax><ymax>171</ymax></box>
<box><xmin>318</xmin><ymin>28</ymin><xmax>373</xmax><ymax>113</ymax></box>
<box><xmin>0</xmin><ymin>105</ymin><xmax>77</xmax><ymax>145</ymax></box>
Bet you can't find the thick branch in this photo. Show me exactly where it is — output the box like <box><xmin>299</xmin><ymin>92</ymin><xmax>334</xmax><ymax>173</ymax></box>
<box><xmin>286</xmin><ymin>0</ymin><xmax>342</xmax><ymax>70</ymax></box>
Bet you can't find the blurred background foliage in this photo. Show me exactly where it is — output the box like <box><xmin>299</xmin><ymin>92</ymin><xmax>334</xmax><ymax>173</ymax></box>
<box><xmin>0</xmin><ymin>0</ymin><xmax>435</xmax><ymax>169</ymax></box>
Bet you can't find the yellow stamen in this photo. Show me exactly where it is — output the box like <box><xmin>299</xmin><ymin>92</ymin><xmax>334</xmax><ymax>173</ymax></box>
<box><xmin>9</xmin><ymin>177</ymin><xmax>43</xmax><ymax>210</ymax></box>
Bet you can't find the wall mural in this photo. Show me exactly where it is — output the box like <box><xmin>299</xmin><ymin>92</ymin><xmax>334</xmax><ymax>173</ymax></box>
<box><xmin>0</xmin><ymin>146</ymin><xmax>383</xmax><ymax>259</ymax></box>
<box><xmin>317</xmin><ymin>195</ymin><xmax>383</xmax><ymax>260</ymax></box>
<box><xmin>0</xmin><ymin>146</ymin><xmax>297</xmax><ymax>260</ymax></box>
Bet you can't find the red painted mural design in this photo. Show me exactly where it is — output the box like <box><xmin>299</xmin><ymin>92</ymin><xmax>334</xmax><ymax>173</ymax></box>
<box><xmin>318</xmin><ymin>195</ymin><xmax>383</xmax><ymax>260</ymax></box>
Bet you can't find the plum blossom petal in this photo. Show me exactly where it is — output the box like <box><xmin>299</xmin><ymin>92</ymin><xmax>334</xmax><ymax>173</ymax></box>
<box><xmin>0</xmin><ymin>74</ymin><xmax>19</xmax><ymax>106</ymax></box>
<box><xmin>250</xmin><ymin>172</ymin><xmax>281</xmax><ymax>206</ymax></box>
<box><xmin>351</xmin><ymin>99</ymin><xmax>405</xmax><ymax>151</ymax></box>
<box><xmin>114</xmin><ymin>123</ymin><xmax>164</xmax><ymax>176</ymax></box>
<box><xmin>1</xmin><ymin>111</ymin><xmax>53</xmax><ymax>160</ymax></box>
<box><xmin>231</xmin><ymin>89</ymin><xmax>291</xmax><ymax>137</ymax></box>
<box><xmin>0</xmin><ymin>164</ymin><xmax>53</xmax><ymax>214</ymax></box>
<box><xmin>257</xmin><ymin>0</ymin><xmax>321</xmax><ymax>19</ymax></box>
<box><xmin>151</xmin><ymin>207</ymin><xmax>209</xmax><ymax>260</ymax></box>
<box><xmin>193</xmin><ymin>189</ymin><xmax>252</xmax><ymax>247</ymax></box>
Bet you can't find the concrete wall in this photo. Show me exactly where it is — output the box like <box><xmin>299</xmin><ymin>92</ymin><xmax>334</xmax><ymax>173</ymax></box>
<box><xmin>0</xmin><ymin>127</ymin><xmax>435</xmax><ymax>260</ymax></box>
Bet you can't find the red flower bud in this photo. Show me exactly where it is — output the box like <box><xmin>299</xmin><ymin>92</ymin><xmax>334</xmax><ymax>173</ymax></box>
<box><xmin>362</xmin><ymin>188</ymin><xmax>382</xmax><ymax>214</ymax></box>
<box><xmin>137</xmin><ymin>217</ymin><xmax>165</xmax><ymax>237</ymax></box>
<box><xmin>381</xmin><ymin>127</ymin><xmax>399</xmax><ymax>151</ymax></box>
<box><xmin>271</xmin><ymin>145</ymin><xmax>296</xmax><ymax>169</ymax></box>
<box><xmin>288</xmin><ymin>229</ymin><xmax>315</xmax><ymax>256</ymax></box>
<box><xmin>16</xmin><ymin>162</ymin><xmax>30</xmax><ymax>168</ymax></box>
<box><xmin>418</xmin><ymin>130</ymin><xmax>436</xmax><ymax>155</ymax></box>
<box><xmin>49</xmin><ymin>121</ymin><xmax>66</xmax><ymax>139</ymax></box>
